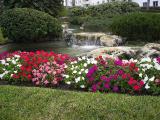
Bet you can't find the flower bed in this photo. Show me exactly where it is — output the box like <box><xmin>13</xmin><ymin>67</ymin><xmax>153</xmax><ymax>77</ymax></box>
<box><xmin>0</xmin><ymin>51</ymin><xmax>160</xmax><ymax>95</ymax></box>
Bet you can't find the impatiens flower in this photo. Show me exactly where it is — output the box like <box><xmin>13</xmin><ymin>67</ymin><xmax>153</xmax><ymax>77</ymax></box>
<box><xmin>80</xmin><ymin>85</ymin><xmax>85</xmax><ymax>88</ymax></box>
<box><xmin>92</xmin><ymin>84</ymin><xmax>97</xmax><ymax>92</ymax></box>
<box><xmin>66</xmin><ymin>81</ymin><xmax>71</xmax><ymax>85</ymax></box>
<box><xmin>113</xmin><ymin>86</ymin><xmax>119</xmax><ymax>92</ymax></box>
<box><xmin>145</xmin><ymin>83</ymin><xmax>150</xmax><ymax>89</ymax></box>
<box><xmin>133</xmin><ymin>85</ymin><xmax>140</xmax><ymax>91</ymax></box>
<box><xmin>84</xmin><ymin>63</ymin><xmax>87</xmax><ymax>67</ymax></box>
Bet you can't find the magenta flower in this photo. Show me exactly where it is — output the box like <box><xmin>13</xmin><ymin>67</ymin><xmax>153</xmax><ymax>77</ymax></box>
<box><xmin>113</xmin><ymin>86</ymin><xmax>119</xmax><ymax>92</ymax></box>
<box><xmin>157</xmin><ymin>57</ymin><xmax>160</xmax><ymax>64</ymax></box>
<box><xmin>104</xmin><ymin>83</ymin><xmax>110</xmax><ymax>89</ymax></box>
<box><xmin>92</xmin><ymin>84</ymin><xmax>97</xmax><ymax>92</ymax></box>
<box><xmin>114</xmin><ymin>59</ymin><xmax>123</xmax><ymax>66</ymax></box>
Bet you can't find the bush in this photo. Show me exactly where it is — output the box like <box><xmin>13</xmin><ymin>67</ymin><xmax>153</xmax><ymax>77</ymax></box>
<box><xmin>84</xmin><ymin>16</ymin><xmax>113</xmax><ymax>32</ymax></box>
<box><xmin>69</xmin><ymin>2</ymin><xmax>140</xmax><ymax>17</ymax></box>
<box><xmin>110</xmin><ymin>13</ymin><xmax>160</xmax><ymax>41</ymax></box>
<box><xmin>69</xmin><ymin>16</ymin><xmax>89</xmax><ymax>25</ymax></box>
<box><xmin>0</xmin><ymin>28</ymin><xmax>6</xmax><ymax>44</ymax></box>
<box><xmin>0</xmin><ymin>8</ymin><xmax>62</xmax><ymax>43</ymax></box>
<box><xmin>3</xmin><ymin>0</ymin><xmax>63</xmax><ymax>17</ymax></box>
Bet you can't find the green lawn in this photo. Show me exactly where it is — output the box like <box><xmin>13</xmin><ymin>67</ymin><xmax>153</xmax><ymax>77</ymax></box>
<box><xmin>0</xmin><ymin>85</ymin><xmax>160</xmax><ymax>120</ymax></box>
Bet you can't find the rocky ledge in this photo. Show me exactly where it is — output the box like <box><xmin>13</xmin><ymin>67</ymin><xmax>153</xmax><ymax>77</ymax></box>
<box><xmin>64</xmin><ymin>31</ymin><xmax>124</xmax><ymax>47</ymax></box>
<box><xmin>82</xmin><ymin>43</ymin><xmax>160</xmax><ymax>59</ymax></box>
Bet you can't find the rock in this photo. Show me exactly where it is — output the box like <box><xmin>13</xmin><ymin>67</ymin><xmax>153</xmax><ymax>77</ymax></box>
<box><xmin>144</xmin><ymin>43</ymin><xmax>160</xmax><ymax>51</ymax></box>
<box><xmin>99</xmin><ymin>35</ymin><xmax>122</xmax><ymax>46</ymax></box>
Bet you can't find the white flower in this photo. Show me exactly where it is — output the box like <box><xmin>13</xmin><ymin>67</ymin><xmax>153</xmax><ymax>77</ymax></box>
<box><xmin>87</xmin><ymin>60</ymin><xmax>91</xmax><ymax>64</ymax></box>
<box><xmin>79</xmin><ymin>72</ymin><xmax>82</xmax><ymax>75</ymax></box>
<box><xmin>129</xmin><ymin>58</ymin><xmax>138</xmax><ymax>63</ymax></box>
<box><xmin>82</xmin><ymin>77</ymin><xmax>85</xmax><ymax>80</ymax></box>
<box><xmin>64</xmin><ymin>65</ymin><xmax>68</xmax><ymax>68</ymax></box>
<box><xmin>139</xmin><ymin>73</ymin><xmax>143</xmax><ymax>78</ymax></box>
<box><xmin>145</xmin><ymin>83</ymin><xmax>150</xmax><ymax>89</ymax></box>
<box><xmin>143</xmin><ymin>75</ymin><xmax>149</xmax><ymax>84</ymax></box>
<box><xmin>74</xmin><ymin>61</ymin><xmax>77</xmax><ymax>64</ymax></box>
<box><xmin>82</xmin><ymin>56</ymin><xmax>86</xmax><ymax>60</ymax></box>
<box><xmin>80</xmin><ymin>85</ymin><xmax>85</xmax><ymax>88</ymax></box>
<box><xmin>0</xmin><ymin>73</ymin><xmax>5</xmax><ymax>79</ymax></box>
<box><xmin>84</xmin><ymin>63</ymin><xmax>87</xmax><ymax>67</ymax></box>
<box><xmin>149</xmin><ymin>76</ymin><xmax>155</xmax><ymax>82</ymax></box>
<box><xmin>154</xmin><ymin>63</ymin><xmax>160</xmax><ymax>70</ymax></box>
<box><xmin>14</xmin><ymin>55</ymin><xmax>20</xmax><ymax>58</ymax></box>
<box><xmin>85</xmin><ymin>69</ymin><xmax>88</xmax><ymax>74</ymax></box>
<box><xmin>17</xmin><ymin>64</ymin><xmax>22</xmax><ymax>67</ymax></box>
<box><xmin>11</xmin><ymin>74</ymin><xmax>13</xmax><ymax>77</ymax></box>
<box><xmin>14</xmin><ymin>71</ymin><xmax>17</xmax><ymax>74</ymax></box>
<box><xmin>12</xmin><ymin>60</ymin><xmax>16</xmax><ymax>65</ymax></box>
<box><xmin>81</xmin><ymin>69</ymin><xmax>84</xmax><ymax>72</ymax></box>
<box><xmin>66</xmin><ymin>81</ymin><xmax>71</xmax><ymax>85</ymax></box>
<box><xmin>78</xmin><ymin>57</ymin><xmax>82</xmax><ymax>61</ymax></box>
<box><xmin>73</xmin><ymin>70</ymin><xmax>77</xmax><ymax>74</ymax></box>
<box><xmin>5</xmin><ymin>63</ymin><xmax>9</xmax><ymax>66</ymax></box>
<box><xmin>6</xmin><ymin>58</ymin><xmax>11</xmax><ymax>61</ymax></box>
<box><xmin>75</xmin><ymin>77</ymin><xmax>81</xmax><ymax>83</ymax></box>
<box><xmin>4</xmin><ymin>71</ymin><xmax>9</xmax><ymax>74</ymax></box>
<box><xmin>140</xmin><ymin>58</ymin><xmax>151</xmax><ymax>63</ymax></box>
<box><xmin>75</xmin><ymin>66</ymin><xmax>78</xmax><ymax>69</ymax></box>
<box><xmin>0</xmin><ymin>60</ymin><xmax>6</xmax><ymax>65</ymax></box>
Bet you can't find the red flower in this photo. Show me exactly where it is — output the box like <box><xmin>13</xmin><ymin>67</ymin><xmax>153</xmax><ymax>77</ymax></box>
<box><xmin>139</xmin><ymin>81</ymin><xmax>144</xmax><ymax>86</ymax></box>
<box><xmin>128</xmin><ymin>80</ymin><xmax>137</xmax><ymax>86</ymax></box>
<box><xmin>133</xmin><ymin>85</ymin><xmax>140</xmax><ymax>91</ymax></box>
<box><xmin>122</xmin><ymin>74</ymin><xmax>127</xmax><ymax>79</ymax></box>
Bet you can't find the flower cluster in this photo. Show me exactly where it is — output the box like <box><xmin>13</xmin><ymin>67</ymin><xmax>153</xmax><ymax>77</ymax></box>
<box><xmin>0</xmin><ymin>54</ymin><xmax>21</xmax><ymax>82</ymax></box>
<box><xmin>137</xmin><ymin>57</ymin><xmax>160</xmax><ymax>94</ymax></box>
<box><xmin>86</xmin><ymin>56</ymin><xmax>145</xmax><ymax>93</ymax></box>
<box><xmin>32</xmin><ymin>61</ymin><xmax>66</xmax><ymax>86</ymax></box>
<box><xmin>0</xmin><ymin>50</ymin><xmax>160</xmax><ymax>95</ymax></box>
<box><xmin>64</xmin><ymin>56</ymin><xmax>97</xmax><ymax>89</ymax></box>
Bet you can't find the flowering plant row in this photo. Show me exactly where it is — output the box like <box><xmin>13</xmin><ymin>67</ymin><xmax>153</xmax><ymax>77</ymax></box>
<box><xmin>0</xmin><ymin>51</ymin><xmax>160</xmax><ymax>95</ymax></box>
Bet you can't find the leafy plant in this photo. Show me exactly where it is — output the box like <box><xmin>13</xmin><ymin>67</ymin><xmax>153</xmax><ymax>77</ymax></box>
<box><xmin>0</xmin><ymin>8</ymin><xmax>62</xmax><ymax>42</ymax></box>
<box><xmin>110</xmin><ymin>13</ymin><xmax>160</xmax><ymax>41</ymax></box>
<box><xmin>3</xmin><ymin>0</ymin><xmax>63</xmax><ymax>17</ymax></box>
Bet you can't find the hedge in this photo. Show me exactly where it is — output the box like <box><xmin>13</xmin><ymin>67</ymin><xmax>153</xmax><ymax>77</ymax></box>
<box><xmin>0</xmin><ymin>8</ymin><xmax>62</xmax><ymax>43</ymax></box>
<box><xmin>3</xmin><ymin>0</ymin><xmax>63</xmax><ymax>17</ymax></box>
<box><xmin>69</xmin><ymin>2</ymin><xmax>140</xmax><ymax>17</ymax></box>
<box><xmin>110</xmin><ymin>13</ymin><xmax>160</xmax><ymax>41</ymax></box>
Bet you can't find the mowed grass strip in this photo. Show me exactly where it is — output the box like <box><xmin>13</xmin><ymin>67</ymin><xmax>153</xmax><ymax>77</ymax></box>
<box><xmin>0</xmin><ymin>85</ymin><xmax>160</xmax><ymax>120</ymax></box>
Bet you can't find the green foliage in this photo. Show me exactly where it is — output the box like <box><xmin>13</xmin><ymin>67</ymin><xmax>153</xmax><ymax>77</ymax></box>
<box><xmin>1</xmin><ymin>86</ymin><xmax>160</xmax><ymax>120</ymax></box>
<box><xmin>3</xmin><ymin>0</ymin><xmax>63</xmax><ymax>17</ymax></box>
<box><xmin>69</xmin><ymin>16</ymin><xmax>89</xmax><ymax>25</ymax></box>
<box><xmin>84</xmin><ymin>16</ymin><xmax>113</xmax><ymax>32</ymax></box>
<box><xmin>0</xmin><ymin>28</ymin><xmax>6</xmax><ymax>44</ymax></box>
<box><xmin>69</xmin><ymin>2</ymin><xmax>140</xmax><ymax>17</ymax></box>
<box><xmin>0</xmin><ymin>8</ymin><xmax>62</xmax><ymax>43</ymax></box>
<box><xmin>110</xmin><ymin>13</ymin><xmax>160</xmax><ymax>41</ymax></box>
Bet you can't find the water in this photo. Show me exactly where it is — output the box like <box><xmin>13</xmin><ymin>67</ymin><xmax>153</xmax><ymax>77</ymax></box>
<box><xmin>0</xmin><ymin>41</ymin><xmax>99</xmax><ymax>56</ymax></box>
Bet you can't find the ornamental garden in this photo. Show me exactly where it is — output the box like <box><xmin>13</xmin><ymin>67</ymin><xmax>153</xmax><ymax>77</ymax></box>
<box><xmin>0</xmin><ymin>1</ymin><xmax>160</xmax><ymax>120</ymax></box>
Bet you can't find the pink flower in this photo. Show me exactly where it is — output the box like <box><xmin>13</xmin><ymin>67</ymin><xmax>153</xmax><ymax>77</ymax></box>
<box><xmin>44</xmin><ymin>80</ymin><xmax>49</xmax><ymax>85</ymax></box>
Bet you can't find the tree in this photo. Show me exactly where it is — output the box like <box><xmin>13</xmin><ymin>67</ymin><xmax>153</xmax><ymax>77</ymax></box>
<box><xmin>3</xmin><ymin>0</ymin><xmax>63</xmax><ymax>17</ymax></box>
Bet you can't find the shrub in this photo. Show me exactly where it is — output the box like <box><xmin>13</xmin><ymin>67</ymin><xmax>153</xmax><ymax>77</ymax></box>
<box><xmin>69</xmin><ymin>2</ymin><xmax>140</xmax><ymax>17</ymax></box>
<box><xmin>69</xmin><ymin>16</ymin><xmax>88</xmax><ymax>25</ymax></box>
<box><xmin>84</xmin><ymin>16</ymin><xmax>113</xmax><ymax>32</ymax></box>
<box><xmin>0</xmin><ymin>8</ymin><xmax>62</xmax><ymax>43</ymax></box>
<box><xmin>0</xmin><ymin>28</ymin><xmax>6</xmax><ymax>44</ymax></box>
<box><xmin>110</xmin><ymin>13</ymin><xmax>160</xmax><ymax>41</ymax></box>
<box><xmin>3</xmin><ymin>0</ymin><xmax>63</xmax><ymax>17</ymax></box>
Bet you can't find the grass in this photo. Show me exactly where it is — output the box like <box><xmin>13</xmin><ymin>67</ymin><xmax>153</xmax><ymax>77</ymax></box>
<box><xmin>0</xmin><ymin>85</ymin><xmax>160</xmax><ymax>120</ymax></box>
